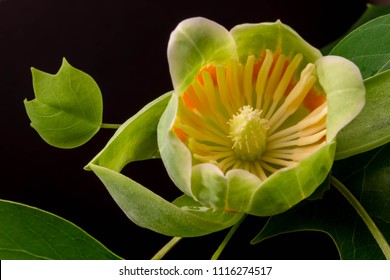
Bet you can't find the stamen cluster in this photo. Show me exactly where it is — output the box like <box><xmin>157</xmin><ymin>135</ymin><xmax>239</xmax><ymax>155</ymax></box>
<box><xmin>174</xmin><ymin>49</ymin><xmax>327</xmax><ymax>180</ymax></box>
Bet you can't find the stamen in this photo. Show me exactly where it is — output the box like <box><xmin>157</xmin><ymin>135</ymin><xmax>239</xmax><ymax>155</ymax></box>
<box><xmin>202</xmin><ymin>71</ymin><xmax>229</xmax><ymax>130</ymax></box>
<box><xmin>262</xmin><ymin>53</ymin><xmax>287</xmax><ymax>116</ymax></box>
<box><xmin>261</xmin><ymin>161</ymin><xmax>278</xmax><ymax>173</ymax></box>
<box><xmin>254</xmin><ymin>160</ymin><xmax>267</xmax><ymax>181</ymax></box>
<box><xmin>265</xmin><ymin>53</ymin><xmax>303</xmax><ymax>119</ymax></box>
<box><xmin>175</xmin><ymin>48</ymin><xmax>327</xmax><ymax>179</ymax></box>
<box><xmin>267</xmin><ymin>129</ymin><xmax>326</xmax><ymax>150</ymax></box>
<box><xmin>268</xmin><ymin>102</ymin><xmax>327</xmax><ymax>142</ymax></box>
<box><xmin>268</xmin><ymin>115</ymin><xmax>326</xmax><ymax>146</ymax></box>
<box><xmin>216</xmin><ymin>65</ymin><xmax>234</xmax><ymax>117</ymax></box>
<box><xmin>263</xmin><ymin>143</ymin><xmax>325</xmax><ymax>161</ymax></box>
<box><xmin>178</xmin><ymin>105</ymin><xmax>227</xmax><ymax>140</ymax></box>
<box><xmin>218</xmin><ymin>156</ymin><xmax>238</xmax><ymax>172</ymax></box>
<box><xmin>178</xmin><ymin>123</ymin><xmax>230</xmax><ymax>146</ymax></box>
<box><xmin>189</xmin><ymin>139</ymin><xmax>232</xmax><ymax>154</ymax></box>
<box><xmin>244</xmin><ymin>55</ymin><xmax>255</xmax><ymax>106</ymax></box>
<box><xmin>255</xmin><ymin>50</ymin><xmax>274</xmax><ymax>109</ymax></box>
<box><xmin>268</xmin><ymin>63</ymin><xmax>316</xmax><ymax>133</ymax></box>
<box><xmin>227</xmin><ymin>59</ymin><xmax>243</xmax><ymax>112</ymax></box>
<box><xmin>262</xmin><ymin>156</ymin><xmax>298</xmax><ymax>168</ymax></box>
<box><xmin>194</xmin><ymin>151</ymin><xmax>234</xmax><ymax>163</ymax></box>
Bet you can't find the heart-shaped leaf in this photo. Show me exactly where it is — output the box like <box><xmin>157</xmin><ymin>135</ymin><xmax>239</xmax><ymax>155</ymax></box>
<box><xmin>0</xmin><ymin>199</ymin><xmax>121</xmax><ymax>259</ymax></box>
<box><xmin>24</xmin><ymin>58</ymin><xmax>102</xmax><ymax>148</ymax></box>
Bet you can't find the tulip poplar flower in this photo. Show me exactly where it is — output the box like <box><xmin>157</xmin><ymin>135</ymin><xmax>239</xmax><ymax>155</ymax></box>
<box><xmin>158</xmin><ymin>17</ymin><xmax>365</xmax><ymax>216</ymax></box>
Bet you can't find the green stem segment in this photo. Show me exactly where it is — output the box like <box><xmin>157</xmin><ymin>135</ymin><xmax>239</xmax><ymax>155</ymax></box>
<box><xmin>211</xmin><ymin>215</ymin><xmax>247</xmax><ymax>260</ymax></box>
<box><xmin>100</xmin><ymin>123</ymin><xmax>121</xmax><ymax>129</ymax></box>
<box><xmin>151</xmin><ymin>237</ymin><xmax>182</xmax><ymax>260</ymax></box>
<box><xmin>331</xmin><ymin>176</ymin><xmax>390</xmax><ymax>260</ymax></box>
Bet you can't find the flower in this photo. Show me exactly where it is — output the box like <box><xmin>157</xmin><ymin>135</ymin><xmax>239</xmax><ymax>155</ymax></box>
<box><xmin>158</xmin><ymin>17</ymin><xmax>365</xmax><ymax>216</ymax></box>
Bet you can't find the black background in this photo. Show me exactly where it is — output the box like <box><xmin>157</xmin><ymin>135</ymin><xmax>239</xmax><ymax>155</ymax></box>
<box><xmin>0</xmin><ymin>0</ymin><xmax>381</xmax><ymax>259</ymax></box>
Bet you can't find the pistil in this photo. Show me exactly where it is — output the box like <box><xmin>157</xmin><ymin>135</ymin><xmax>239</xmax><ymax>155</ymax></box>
<box><xmin>228</xmin><ymin>106</ymin><xmax>269</xmax><ymax>161</ymax></box>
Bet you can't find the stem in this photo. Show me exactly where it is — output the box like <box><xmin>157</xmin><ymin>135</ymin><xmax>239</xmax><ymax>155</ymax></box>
<box><xmin>331</xmin><ymin>176</ymin><xmax>390</xmax><ymax>260</ymax></box>
<box><xmin>100</xmin><ymin>123</ymin><xmax>121</xmax><ymax>129</ymax></box>
<box><xmin>151</xmin><ymin>237</ymin><xmax>182</xmax><ymax>260</ymax></box>
<box><xmin>211</xmin><ymin>215</ymin><xmax>247</xmax><ymax>260</ymax></box>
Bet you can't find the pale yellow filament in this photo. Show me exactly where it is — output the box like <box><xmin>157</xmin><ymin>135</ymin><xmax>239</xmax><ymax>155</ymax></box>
<box><xmin>174</xmin><ymin>49</ymin><xmax>326</xmax><ymax>180</ymax></box>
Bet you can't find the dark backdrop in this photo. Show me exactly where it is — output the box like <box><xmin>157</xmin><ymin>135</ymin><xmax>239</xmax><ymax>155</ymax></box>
<box><xmin>0</xmin><ymin>0</ymin><xmax>372</xmax><ymax>259</ymax></box>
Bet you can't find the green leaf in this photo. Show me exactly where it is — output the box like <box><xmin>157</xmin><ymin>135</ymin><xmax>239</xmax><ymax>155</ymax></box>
<box><xmin>330</xmin><ymin>14</ymin><xmax>390</xmax><ymax>79</ymax></box>
<box><xmin>252</xmin><ymin>144</ymin><xmax>390</xmax><ymax>260</ymax></box>
<box><xmin>336</xmin><ymin>70</ymin><xmax>390</xmax><ymax>159</ymax></box>
<box><xmin>0</xmin><ymin>199</ymin><xmax>121</xmax><ymax>260</ymax></box>
<box><xmin>86</xmin><ymin>92</ymin><xmax>172</xmax><ymax>171</ymax></box>
<box><xmin>24</xmin><ymin>58</ymin><xmax>103</xmax><ymax>148</ymax></box>
<box><xmin>321</xmin><ymin>4</ymin><xmax>390</xmax><ymax>55</ymax></box>
<box><xmin>90</xmin><ymin>164</ymin><xmax>243</xmax><ymax>237</ymax></box>
<box><xmin>348</xmin><ymin>5</ymin><xmax>390</xmax><ymax>32</ymax></box>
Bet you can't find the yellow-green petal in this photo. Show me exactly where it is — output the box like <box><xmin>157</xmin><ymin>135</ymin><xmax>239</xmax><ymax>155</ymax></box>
<box><xmin>316</xmin><ymin>55</ymin><xmax>365</xmax><ymax>141</ymax></box>
<box><xmin>158</xmin><ymin>94</ymin><xmax>193</xmax><ymax>196</ymax></box>
<box><xmin>189</xmin><ymin>142</ymin><xmax>336</xmax><ymax>216</ymax></box>
<box><xmin>160</xmin><ymin>17</ymin><xmax>365</xmax><ymax>218</ymax></box>
<box><xmin>231</xmin><ymin>21</ymin><xmax>322</xmax><ymax>66</ymax></box>
<box><xmin>168</xmin><ymin>17</ymin><xmax>237</xmax><ymax>95</ymax></box>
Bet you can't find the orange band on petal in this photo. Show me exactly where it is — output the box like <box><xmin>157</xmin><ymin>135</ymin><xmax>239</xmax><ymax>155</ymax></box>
<box><xmin>195</xmin><ymin>65</ymin><xmax>217</xmax><ymax>86</ymax></box>
<box><xmin>173</xmin><ymin>125</ymin><xmax>188</xmax><ymax>143</ymax></box>
<box><xmin>303</xmin><ymin>89</ymin><xmax>326</xmax><ymax>112</ymax></box>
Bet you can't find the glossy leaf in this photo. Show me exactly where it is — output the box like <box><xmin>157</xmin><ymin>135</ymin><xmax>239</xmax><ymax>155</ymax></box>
<box><xmin>321</xmin><ymin>4</ymin><xmax>390</xmax><ymax>55</ymax></box>
<box><xmin>330</xmin><ymin>14</ymin><xmax>390</xmax><ymax>79</ymax></box>
<box><xmin>90</xmin><ymin>164</ymin><xmax>243</xmax><ymax>237</ymax></box>
<box><xmin>24</xmin><ymin>58</ymin><xmax>102</xmax><ymax>148</ymax></box>
<box><xmin>336</xmin><ymin>70</ymin><xmax>390</xmax><ymax>159</ymax></box>
<box><xmin>0</xmin><ymin>199</ymin><xmax>121</xmax><ymax>260</ymax></box>
<box><xmin>348</xmin><ymin>5</ymin><xmax>390</xmax><ymax>32</ymax></box>
<box><xmin>252</xmin><ymin>144</ymin><xmax>390</xmax><ymax>260</ymax></box>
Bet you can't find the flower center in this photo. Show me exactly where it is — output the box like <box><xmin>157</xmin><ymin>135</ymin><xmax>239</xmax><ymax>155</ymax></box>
<box><xmin>228</xmin><ymin>106</ymin><xmax>268</xmax><ymax>161</ymax></box>
<box><xmin>174</xmin><ymin>49</ymin><xmax>327</xmax><ymax>180</ymax></box>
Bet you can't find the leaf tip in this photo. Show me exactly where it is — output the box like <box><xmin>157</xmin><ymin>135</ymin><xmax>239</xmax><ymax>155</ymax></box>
<box><xmin>61</xmin><ymin>57</ymin><xmax>70</xmax><ymax>67</ymax></box>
